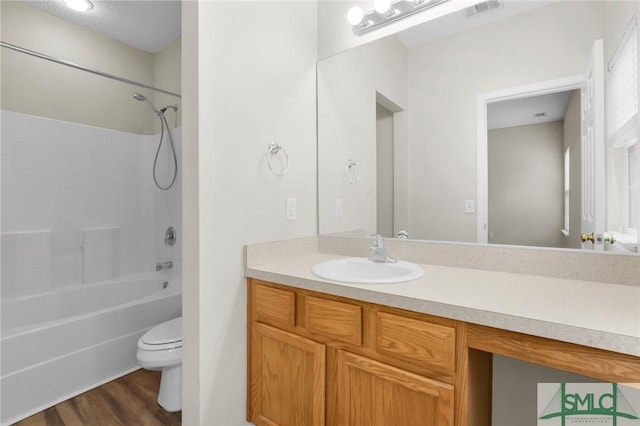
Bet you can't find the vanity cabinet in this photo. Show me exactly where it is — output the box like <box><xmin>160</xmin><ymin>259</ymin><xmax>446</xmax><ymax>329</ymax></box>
<box><xmin>248</xmin><ymin>278</ymin><xmax>640</xmax><ymax>426</ymax></box>
<box><xmin>248</xmin><ymin>279</ymin><xmax>458</xmax><ymax>426</ymax></box>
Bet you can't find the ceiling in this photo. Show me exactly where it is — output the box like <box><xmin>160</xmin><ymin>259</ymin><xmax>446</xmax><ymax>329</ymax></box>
<box><xmin>22</xmin><ymin>0</ymin><xmax>181</xmax><ymax>54</ymax></box>
<box><xmin>487</xmin><ymin>91</ymin><xmax>576</xmax><ymax>130</ymax></box>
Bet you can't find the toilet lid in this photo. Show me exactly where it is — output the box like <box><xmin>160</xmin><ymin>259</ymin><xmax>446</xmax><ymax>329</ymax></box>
<box><xmin>142</xmin><ymin>317</ymin><xmax>182</xmax><ymax>345</ymax></box>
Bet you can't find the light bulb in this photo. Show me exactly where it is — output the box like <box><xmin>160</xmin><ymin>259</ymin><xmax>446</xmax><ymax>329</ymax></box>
<box><xmin>64</xmin><ymin>0</ymin><xmax>94</xmax><ymax>11</ymax></box>
<box><xmin>347</xmin><ymin>7</ymin><xmax>365</xmax><ymax>25</ymax></box>
<box><xmin>374</xmin><ymin>0</ymin><xmax>393</xmax><ymax>14</ymax></box>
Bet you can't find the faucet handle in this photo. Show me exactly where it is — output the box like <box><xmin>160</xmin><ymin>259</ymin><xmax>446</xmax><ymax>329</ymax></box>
<box><xmin>368</xmin><ymin>234</ymin><xmax>383</xmax><ymax>248</ymax></box>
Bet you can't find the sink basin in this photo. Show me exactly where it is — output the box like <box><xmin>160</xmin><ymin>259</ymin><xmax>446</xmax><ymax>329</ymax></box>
<box><xmin>311</xmin><ymin>257</ymin><xmax>424</xmax><ymax>284</ymax></box>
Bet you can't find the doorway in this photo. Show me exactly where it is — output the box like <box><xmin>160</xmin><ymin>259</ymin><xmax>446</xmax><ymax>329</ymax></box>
<box><xmin>476</xmin><ymin>75</ymin><xmax>583</xmax><ymax>245</ymax></box>
<box><xmin>487</xmin><ymin>89</ymin><xmax>580</xmax><ymax>248</ymax></box>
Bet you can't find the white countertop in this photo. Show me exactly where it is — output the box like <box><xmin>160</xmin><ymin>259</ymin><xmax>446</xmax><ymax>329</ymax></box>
<box><xmin>246</xmin><ymin>253</ymin><xmax>640</xmax><ymax>357</ymax></box>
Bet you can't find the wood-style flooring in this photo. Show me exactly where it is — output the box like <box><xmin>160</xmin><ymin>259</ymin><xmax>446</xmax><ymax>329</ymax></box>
<box><xmin>13</xmin><ymin>369</ymin><xmax>181</xmax><ymax>426</ymax></box>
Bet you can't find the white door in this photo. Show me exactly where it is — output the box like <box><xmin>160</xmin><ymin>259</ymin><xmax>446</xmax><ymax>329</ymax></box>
<box><xmin>580</xmin><ymin>39</ymin><xmax>605</xmax><ymax>250</ymax></box>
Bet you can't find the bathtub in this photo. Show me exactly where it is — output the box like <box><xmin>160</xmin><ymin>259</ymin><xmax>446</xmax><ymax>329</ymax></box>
<box><xmin>0</xmin><ymin>274</ymin><xmax>182</xmax><ymax>425</ymax></box>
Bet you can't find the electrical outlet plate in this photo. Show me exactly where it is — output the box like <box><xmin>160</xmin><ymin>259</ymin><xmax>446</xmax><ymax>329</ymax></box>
<box><xmin>286</xmin><ymin>198</ymin><xmax>297</xmax><ymax>221</ymax></box>
<box><xmin>465</xmin><ymin>200</ymin><xmax>475</xmax><ymax>214</ymax></box>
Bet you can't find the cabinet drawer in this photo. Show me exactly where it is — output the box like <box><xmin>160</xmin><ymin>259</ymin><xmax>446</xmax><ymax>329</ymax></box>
<box><xmin>254</xmin><ymin>283</ymin><xmax>296</xmax><ymax>327</ymax></box>
<box><xmin>306</xmin><ymin>296</ymin><xmax>362</xmax><ymax>345</ymax></box>
<box><xmin>376</xmin><ymin>312</ymin><xmax>455</xmax><ymax>373</ymax></box>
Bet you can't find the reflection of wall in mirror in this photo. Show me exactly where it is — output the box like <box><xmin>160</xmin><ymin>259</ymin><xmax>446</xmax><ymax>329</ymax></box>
<box><xmin>318</xmin><ymin>1</ymin><xmax>640</xmax><ymax>245</ymax></box>
<box><xmin>488</xmin><ymin>121</ymin><xmax>565</xmax><ymax>248</ymax></box>
<box><xmin>318</xmin><ymin>34</ymin><xmax>408</xmax><ymax>236</ymax></box>
<box><xmin>408</xmin><ymin>1</ymin><xmax>603</xmax><ymax>243</ymax></box>
<box><xmin>564</xmin><ymin>91</ymin><xmax>582</xmax><ymax>249</ymax></box>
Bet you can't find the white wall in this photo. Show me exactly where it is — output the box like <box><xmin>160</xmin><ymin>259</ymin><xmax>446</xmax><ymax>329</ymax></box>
<box><xmin>488</xmin><ymin>121</ymin><xmax>564</xmax><ymax>248</ymax></box>
<box><xmin>182</xmin><ymin>2</ymin><xmax>318</xmax><ymax>424</ymax></box>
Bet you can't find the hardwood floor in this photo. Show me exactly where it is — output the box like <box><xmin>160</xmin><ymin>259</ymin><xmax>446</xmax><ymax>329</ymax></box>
<box><xmin>14</xmin><ymin>370</ymin><xmax>181</xmax><ymax>426</ymax></box>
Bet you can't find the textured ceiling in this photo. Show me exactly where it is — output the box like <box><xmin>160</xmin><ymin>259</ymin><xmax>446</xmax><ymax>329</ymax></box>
<box><xmin>22</xmin><ymin>0</ymin><xmax>181</xmax><ymax>54</ymax></box>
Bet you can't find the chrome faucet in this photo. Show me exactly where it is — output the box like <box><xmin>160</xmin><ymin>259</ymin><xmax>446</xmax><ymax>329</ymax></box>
<box><xmin>368</xmin><ymin>234</ymin><xmax>397</xmax><ymax>263</ymax></box>
<box><xmin>156</xmin><ymin>261</ymin><xmax>173</xmax><ymax>271</ymax></box>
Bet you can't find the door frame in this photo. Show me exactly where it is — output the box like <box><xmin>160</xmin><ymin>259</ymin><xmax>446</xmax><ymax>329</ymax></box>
<box><xmin>476</xmin><ymin>75</ymin><xmax>583</xmax><ymax>244</ymax></box>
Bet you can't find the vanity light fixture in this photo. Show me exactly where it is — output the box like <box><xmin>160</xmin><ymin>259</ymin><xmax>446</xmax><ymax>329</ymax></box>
<box><xmin>64</xmin><ymin>0</ymin><xmax>94</xmax><ymax>12</ymax></box>
<box><xmin>348</xmin><ymin>0</ymin><xmax>449</xmax><ymax>36</ymax></box>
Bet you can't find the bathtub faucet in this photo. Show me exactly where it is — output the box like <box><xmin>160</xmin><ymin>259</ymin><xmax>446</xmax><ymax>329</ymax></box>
<box><xmin>156</xmin><ymin>261</ymin><xmax>173</xmax><ymax>271</ymax></box>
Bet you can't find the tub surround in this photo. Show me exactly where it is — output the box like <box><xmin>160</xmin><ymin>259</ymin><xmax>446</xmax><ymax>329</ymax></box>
<box><xmin>245</xmin><ymin>236</ymin><xmax>640</xmax><ymax>357</ymax></box>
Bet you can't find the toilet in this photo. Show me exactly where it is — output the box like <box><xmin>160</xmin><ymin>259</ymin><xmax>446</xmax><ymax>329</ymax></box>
<box><xmin>136</xmin><ymin>317</ymin><xmax>182</xmax><ymax>412</ymax></box>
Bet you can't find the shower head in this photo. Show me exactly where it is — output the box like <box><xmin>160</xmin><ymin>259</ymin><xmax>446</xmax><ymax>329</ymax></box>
<box><xmin>133</xmin><ymin>92</ymin><xmax>161</xmax><ymax>116</ymax></box>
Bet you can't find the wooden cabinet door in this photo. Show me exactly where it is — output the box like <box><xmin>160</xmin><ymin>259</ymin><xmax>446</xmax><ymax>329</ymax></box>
<box><xmin>250</xmin><ymin>322</ymin><xmax>326</xmax><ymax>426</ymax></box>
<box><xmin>334</xmin><ymin>350</ymin><xmax>454</xmax><ymax>426</ymax></box>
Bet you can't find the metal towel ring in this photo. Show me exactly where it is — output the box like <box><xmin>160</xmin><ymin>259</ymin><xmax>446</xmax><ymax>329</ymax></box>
<box><xmin>267</xmin><ymin>141</ymin><xmax>289</xmax><ymax>176</ymax></box>
<box><xmin>345</xmin><ymin>159</ymin><xmax>360</xmax><ymax>185</ymax></box>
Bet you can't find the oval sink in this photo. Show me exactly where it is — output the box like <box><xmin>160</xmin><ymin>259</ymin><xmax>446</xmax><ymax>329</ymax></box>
<box><xmin>311</xmin><ymin>257</ymin><xmax>424</xmax><ymax>284</ymax></box>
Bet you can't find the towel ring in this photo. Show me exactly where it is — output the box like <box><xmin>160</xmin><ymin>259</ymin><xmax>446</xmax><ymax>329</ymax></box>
<box><xmin>267</xmin><ymin>141</ymin><xmax>289</xmax><ymax>176</ymax></box>
<box><xmin>345</xmin><ymin>159</ymin><xmax>360</xmax><ymax>185</ymax></box>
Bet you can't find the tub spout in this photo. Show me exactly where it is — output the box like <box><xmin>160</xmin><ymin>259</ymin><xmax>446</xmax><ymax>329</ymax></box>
<box><xmin>156</xmin><ymin>261</ymin><xmax>173</xmax><ymax>271</ymax></box>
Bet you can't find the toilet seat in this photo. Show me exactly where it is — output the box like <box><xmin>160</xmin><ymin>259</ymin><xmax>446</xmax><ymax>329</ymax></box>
<box><xmin>138</xmin><ymin>317</ymin><xmax>182</xmax><ymax>351</ymax></box>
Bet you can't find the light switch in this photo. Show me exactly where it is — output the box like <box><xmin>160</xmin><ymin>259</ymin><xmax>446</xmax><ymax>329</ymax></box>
<box><xmin>286</xmin><ymin>198</ymin><xmax>296</xmax><ymax>221</ymax></box>
<box><xmin>335</xmin><ymin>198</ymin><xmax>343</xmax><ymax>218</ymax></box>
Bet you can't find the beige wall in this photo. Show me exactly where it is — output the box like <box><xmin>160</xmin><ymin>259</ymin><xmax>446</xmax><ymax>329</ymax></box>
<box><xmin>376</xmin><ymin>104</ymin><xmax>394</xmax><ymax>237</ymax></box>
<box><xmin>154</xmin><ymin>38</ymin><xmax>182</xmax><ymax>132</ymax></box>
<box><xmin>564</xmin><ymin>90</ymin><xmax>582</xmax><ymax>249</ymax></box>
<box><xmin>488</xmin><ymin>121</ymin><xmax>564</xmax><ymax>248</ymax></box>
<box><xmin>182</xmin><ymin>2</ymin><xmax>318</xmax><ymax>424</ymax></box>
<box><xmin>0</xmin><ymin>1</ymin><xmax>180</xmax><ymax>134</ymax></box>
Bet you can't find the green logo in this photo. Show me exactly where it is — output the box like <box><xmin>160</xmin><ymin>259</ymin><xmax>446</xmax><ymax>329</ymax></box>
<box><xmin>539</xmin><ymin>383</ymin><xmax>640</xmax><ymax>425</ymax></box>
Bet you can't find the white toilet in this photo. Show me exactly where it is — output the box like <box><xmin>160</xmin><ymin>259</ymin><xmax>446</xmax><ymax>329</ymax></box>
<box><xmin>136</xmin><ymin>317</ymin><xmax>182</xmax><ymax>412</ymax></box>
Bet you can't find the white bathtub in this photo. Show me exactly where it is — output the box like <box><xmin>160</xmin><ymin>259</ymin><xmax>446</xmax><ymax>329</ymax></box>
<box><xmin>0</xmin><ymin>274</ymin><xmax>182</xmax><ymax>425</ymax></box>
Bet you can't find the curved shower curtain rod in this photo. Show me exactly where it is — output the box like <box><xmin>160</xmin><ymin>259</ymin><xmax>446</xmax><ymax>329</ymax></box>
<box><xmin>0</xmin><ymin>41</ymin><xmax>182</xmax><ymax>99</ymax></box>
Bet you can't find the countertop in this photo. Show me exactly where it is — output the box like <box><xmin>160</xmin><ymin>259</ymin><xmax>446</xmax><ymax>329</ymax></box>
<box><xmin>245</xmin><ymin>252</ymin><xmax>640</xmax><ymax>357</ymax></box>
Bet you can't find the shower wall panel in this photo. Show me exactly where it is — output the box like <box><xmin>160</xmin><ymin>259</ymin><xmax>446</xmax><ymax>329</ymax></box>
<box><xmin>1</xmin><ymin>110</ymin><xmax>181</xmax><ymax>297</ymax></box>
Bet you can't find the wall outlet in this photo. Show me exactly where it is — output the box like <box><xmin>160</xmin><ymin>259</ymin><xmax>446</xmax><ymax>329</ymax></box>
<box><xmin>286</xmin><ymin>198</ymin><xmax>296</xmax><ymax>221</ymax></box>
<box><xmin>335</xmin><ymin>198</ymin><xmax>343</xmax><ymax>218</ymax></box>
<box><xmin>465</xmin><ymin>199</ymin><xmax>475</xmax><ymax>214</ymax></box>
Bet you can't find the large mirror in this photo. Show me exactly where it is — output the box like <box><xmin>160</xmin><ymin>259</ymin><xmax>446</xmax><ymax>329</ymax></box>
<box><xmin>318</xmin><ymin>0</ymin><xmax>639</xmax><ymax>254</ymax></box>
